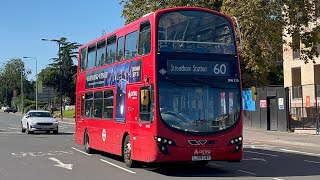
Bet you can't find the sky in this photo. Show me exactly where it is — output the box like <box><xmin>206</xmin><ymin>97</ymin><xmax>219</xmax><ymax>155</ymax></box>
<box><xmin>0</xmin><ymin>0</ymin><xmax>125</xmax><ymax>80</ymax></box>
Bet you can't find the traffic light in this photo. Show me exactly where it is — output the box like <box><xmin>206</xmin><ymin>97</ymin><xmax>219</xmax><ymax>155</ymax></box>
<box><xmin>251</xmin><ymin>86</ymin><xmax>256</xmax><ymax>101</ymax></box>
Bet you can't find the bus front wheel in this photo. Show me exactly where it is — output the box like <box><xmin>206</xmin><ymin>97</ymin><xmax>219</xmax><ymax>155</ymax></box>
<box><xmin>84</xmin><ymin>130</ymin><xmax>93</xmax><ymax>154</ymax></box>
<box><xmin>123</xmin><ymin>135</ymin><xmax>136</xmax><ymax>168</ymax></box>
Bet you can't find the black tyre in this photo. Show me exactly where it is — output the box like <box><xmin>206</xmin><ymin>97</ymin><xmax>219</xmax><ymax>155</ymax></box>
<box><xmin>123</xmin><ymin>135</ymin><xmax>136</xmax><ymax>168</ymax></box>
<box><xmin>26</xmin><ymin>123</ymin><xmax>33</xmax><ymax>134</ymax></box>
<box><xmin>53</xmin><ymin>130</ymin><xmax>58</xmax><ymax>134</ymax></box>
<box><xmin>46</xmin><ymin>131</ymin><xmax>50</xmax><ymax>134</ymax></box>
<box><xmin>84</xmin><ymin>130</ymin><xmax>93</xmax><ymax>154</ymax></box>
<box><xmin>21</xmin><ymin>123</ymin><xmax>26</xmax><ymax>133</ymax></box>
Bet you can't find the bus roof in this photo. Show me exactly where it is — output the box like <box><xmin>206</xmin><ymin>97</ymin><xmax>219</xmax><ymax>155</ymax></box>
<box><xmin>79</xmin><ymin>6</ymin><xmax>229</xmax><ymax>50</ymax></box>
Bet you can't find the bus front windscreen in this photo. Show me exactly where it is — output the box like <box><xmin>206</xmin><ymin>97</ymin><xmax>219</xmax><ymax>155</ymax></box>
<box><xmin>158</xmin><ymin>10</ymin><xmax>236</xmax><ymax>54</ymax></box>
<box><xmin>158</xmin><ymin>80</ymin><xmax>240</xmax><ymax>133</ymax></box>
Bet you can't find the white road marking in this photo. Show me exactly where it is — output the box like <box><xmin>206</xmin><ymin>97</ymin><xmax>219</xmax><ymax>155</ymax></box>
<box><xmin>49</xmin><ymin>157</ymin><xmax>73</xmax><ymax>170</ymax></box>
<box><xmin>273</xmin><ymin>178</ymin><xmax>284</xmax><ymax>180</ymax></box>
<box><xmin>243</xmin><ymin>158</ymin><xmax>267</xmax><ymax>162</ymax></box>
<box><xmin>71</xmin><ymin>147</ymin><xmax>92</xmax><ymax>156</ymax></box>
<box><xmin>9</xmin><ymin>124</ymin><xmax>17</xmax><ymax>127</ymax></box>
<box><xmin>100</xmin><ymin>159</ymin><xmax>136</xmax><ymax>174</ymax></box>
<box><xmin>245</xmin><ymin>150</ymin><xmax>279</xmax><ymax>157</ymax></box>
<box><xmin>280</xmin><ymin>149</ymin><xmax>320</xmax><ymax>157</ymax></box>
<box><xmin>304</xmin><ymin>160</ymin><xmax>320</xmax><ymax>164</ymax></box>
<box><xmin>209</xmin><ymin>163</ymin><xmax>223</xmax><ymax>167</ymax></box>
<box><xmin>8</xmin><ymin>127</ymin><xmax>19</xmax><ymax>130</ymax></box>
<box><xmin>237</xmin><ymin>170</ymin><xmax>256</xmax><ymax>176</ymax></box>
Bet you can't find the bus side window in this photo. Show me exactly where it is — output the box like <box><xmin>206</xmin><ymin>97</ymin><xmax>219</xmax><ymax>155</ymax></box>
<box><xmin>138</xmin><ymin>21</ymin><xmax>151</xmax><ymax>56</ymax></box>
<box><xmin>124</xmin><ymin>31</ymin><xmax>138</xmax><ymax>60</ymax></box>
<box><xmin>116</xmin><ymin>36</ymin><xmax>124</xmax><ymax>61</ymax></box>
<box><xmin>80</xmin><ymin>48</ymin><xmax>88</xmax><ymax>71</ymax></box>
<box><xmin>139</xmin><ymin>86</ymin><xmax>154</xmax><ymax>122</ymax></box>
<box><xmin>96</xmin><ymin>40</ymin><xmax>106</xmax><ymax>67</ymax></box>
<box><xmin>87</xmin><ymin>45</ymin><xmax>96</xmax><ymax>70</ymax></box>
<box><xmin>94</xmin><ymin>91</ymin><xmax>103</xmax><ymax>118</ymax></box>
<box><xmin>107</xmin><ymin>35</ymin><xmax>116</xmax><ymax>65</ymax></box>
<box><xmin>85</xmin><ymin>92</ymin><xmax>93</xmax><ymax>118</ymax></box>
<box><xmin>104</xmin><ymin>90</ymin><xmax>114</xmax><ymax>120</ymax></box>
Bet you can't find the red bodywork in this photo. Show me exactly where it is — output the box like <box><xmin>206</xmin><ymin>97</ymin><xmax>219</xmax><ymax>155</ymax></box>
<box><xmin>75</xmin><ymin>7</ymin><xmax>243</xmax><ymax>163</ymax></box>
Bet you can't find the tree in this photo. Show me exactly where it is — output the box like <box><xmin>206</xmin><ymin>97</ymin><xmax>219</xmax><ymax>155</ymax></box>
<box><xmin>221</xmin><ymin>0</ymin><xmax>284</xmax><ymax>86</ymax></box>
<box><xmin>0</xmin><ymin>58</ymin><xmax>31</xmax><ymax>106</ymax></box>
<box><xmin>38</xmin><ymin>37</ymin><xmax>80</xmax><ymax>105</ymax></box>
<box><xmin>283</xmin><ymin>0</ymin><xmax>320</xmax><ymax>64</ymax></box>
<box><xmin>120</xmin><ymin>0</ymin><xmax>223</xmax><ymax>24</ymax></box>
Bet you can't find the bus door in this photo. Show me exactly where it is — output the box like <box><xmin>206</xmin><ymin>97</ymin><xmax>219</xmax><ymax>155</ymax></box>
<box><xmin>132</xmin><ymin>85</ymin><xmax>154</xmax><ymax>160</ymax></box>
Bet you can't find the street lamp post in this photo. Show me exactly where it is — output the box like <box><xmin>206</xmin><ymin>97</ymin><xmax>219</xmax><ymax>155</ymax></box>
<box><xmin>21</xmin><ymin>70</ymin><xmax>24</xmax><ymax>113</ymax></box>
<box><xmin>41</xmin><ymin>38</ymin><xmax>63</xmax><ymax>121</ymax></box>
<box><xmin>23</xmin><ymin>57</ymin><xmax>38</xmax><ymax>110</ymax></box>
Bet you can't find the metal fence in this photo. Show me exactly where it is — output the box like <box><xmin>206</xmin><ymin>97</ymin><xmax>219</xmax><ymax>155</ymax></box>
<box><xmin>288</xmin><ymin>84</ymin><xmax>320</xmax><ymax>133</ymax></box>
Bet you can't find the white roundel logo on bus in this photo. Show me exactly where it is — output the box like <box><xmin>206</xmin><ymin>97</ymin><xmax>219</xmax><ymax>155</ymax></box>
<box><xmin>102</xmin><ymin>129</ymin><xmax>106</xmax><ymax>142</ymax></box>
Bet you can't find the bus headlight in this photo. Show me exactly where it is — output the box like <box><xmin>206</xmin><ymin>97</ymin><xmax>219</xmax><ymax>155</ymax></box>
<box><xmin>154</xmin><ymin>136</ymin><xmax>176</xmax><ymax>146</ymax></box>
<box><xmin>228</xmin><ymin>136</ymin><xmax>243</xmax><ymax>153</ymax></box>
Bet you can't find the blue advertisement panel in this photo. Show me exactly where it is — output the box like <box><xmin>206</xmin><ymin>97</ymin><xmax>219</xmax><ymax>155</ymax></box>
<box><xmin>242</xmin><ymin>90</ymin><xmax>255</xmax><ymax>111</ymax></box>
<box><xmin>85</xmin><ymin>60</ymin><xmax>142</xmax><ymax>121</ymax></box>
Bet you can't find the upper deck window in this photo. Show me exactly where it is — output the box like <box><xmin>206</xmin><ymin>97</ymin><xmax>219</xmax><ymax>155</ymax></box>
<box><xmin>138</xmin><ymin>21</ymin><xmax>151</xmax><ymax>56</ymax></box>
<box><xmin>80</xmin><ymin>48</ymin><xmax>87</xmax><ymax>71</ymax></box>
<box><xmin>117</xmin><ymin>36</ymin><xmax>124</xmax><ymax>61</ymax></box>
<box><xmin>107</xmin><ymin>35</ymin><xmax>116</xmax><ymax>65</ymax></box>
<box><xmin>87</xmin><ymin>45</ymin><xmax>96</xmax><ymax>70</ymax></box>
<box><xmin>158</xmin><ymin>10</ymin><xmax>236</xmax><ymax>54</ymax></box>
<box><xmin>124</xmin><ymin>31</ymin><xmax>138</xmax><ymax>60</ymax></box>
<box><xmin>96</xmin><ymin>40</ymin><xmax>106</xmax><ymax>67</ymax></box>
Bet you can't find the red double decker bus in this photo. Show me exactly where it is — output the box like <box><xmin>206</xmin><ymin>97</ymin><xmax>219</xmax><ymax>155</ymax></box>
<box><xmin>75</xmin><ymin>7</ymin><xmax>243</xmax><ymax>167</ymax></box>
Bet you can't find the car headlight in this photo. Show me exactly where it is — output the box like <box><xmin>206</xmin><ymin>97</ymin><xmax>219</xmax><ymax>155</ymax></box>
<box><xmin>53</xmin><ymin>121</ymin><xmax>59</xmax><ymax>124</ymax></box>
<box><xmin>29</xmin><ymin>121</ymin><xmax>36</xmax><ymax>125</ymax></box>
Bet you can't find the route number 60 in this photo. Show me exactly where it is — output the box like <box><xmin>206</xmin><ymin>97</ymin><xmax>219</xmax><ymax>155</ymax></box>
<box><xmin>213</xmin><ymin>64</ymin><xmax>227</xmax><ymax>75</ymax></box>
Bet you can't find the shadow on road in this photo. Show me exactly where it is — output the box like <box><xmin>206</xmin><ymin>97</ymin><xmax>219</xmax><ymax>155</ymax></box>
<box><xmin>92</xmin><ymin>147</ymin><xmax>320</xmax><ymax>178</ymax></box>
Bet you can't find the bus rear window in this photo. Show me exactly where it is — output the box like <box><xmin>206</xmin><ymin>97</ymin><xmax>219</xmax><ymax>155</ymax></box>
<box><xmin>158</xmin><ymin>10</ymin><xmax>236</xmax><ymax>54</ymax></box>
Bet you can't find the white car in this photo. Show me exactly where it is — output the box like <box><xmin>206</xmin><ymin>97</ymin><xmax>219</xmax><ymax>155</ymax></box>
<box><xmin>21</xmin><ymin>110</ymin><xmax>59</xmax><ymax>134</ymax></box>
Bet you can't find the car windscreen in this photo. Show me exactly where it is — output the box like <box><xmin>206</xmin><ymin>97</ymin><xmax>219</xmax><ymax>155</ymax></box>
<box><xmin>29</xmin><ymin>112</ymin><xmax>52</xmax><ymax>117</ymax></box>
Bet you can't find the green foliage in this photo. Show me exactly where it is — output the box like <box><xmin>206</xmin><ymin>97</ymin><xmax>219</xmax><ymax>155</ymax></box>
<box><xmin>38</xmin><ymin>37</ymin><xmax>80</xmax><ymax>105</ymax></box>
<box><xmin>120</xmin><ymin>0</ymin><xmax>223</xmax><ymax>24</ymax></box>
<box><xmin>0</xmin><ymin>58</ymin><xmax>32</xmax><ymax>106</ymax></box>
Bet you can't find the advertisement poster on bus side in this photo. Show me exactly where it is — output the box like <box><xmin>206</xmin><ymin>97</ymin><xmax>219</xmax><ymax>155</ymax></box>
<box><xmin>85</xmin><ymin>60</ymin><xmax>142</xmax><ymax>121</ymax></box>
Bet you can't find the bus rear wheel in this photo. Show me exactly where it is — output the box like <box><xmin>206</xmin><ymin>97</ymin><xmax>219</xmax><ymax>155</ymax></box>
<box><xmin>123</xmin><ymin>135</ymin><xmax>136</xmax><ymax>168</ymax></box>
<box><xmin>84</xmin><ymin>131</ymin><xmax>93</xmax><ymax>154</ymax></box>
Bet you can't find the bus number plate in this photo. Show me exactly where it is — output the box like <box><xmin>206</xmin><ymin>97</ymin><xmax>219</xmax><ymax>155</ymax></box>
<box><xmin>192</xmin><ymin>156</ymin><xmax>211</xmax><ymax>161</ymax></box>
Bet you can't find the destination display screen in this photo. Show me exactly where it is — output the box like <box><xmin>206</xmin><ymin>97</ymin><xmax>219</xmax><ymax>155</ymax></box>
<box><xmin>166</xmin><ymin>60</ymin><xmax>230</xmax><ymax>76</ymax></box>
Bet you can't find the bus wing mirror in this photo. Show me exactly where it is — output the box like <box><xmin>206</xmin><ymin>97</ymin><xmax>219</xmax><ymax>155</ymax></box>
<box><xmin>141</xmin><ymin>90</ymin><xmax>149</xmax><ymax>105</ymax></box>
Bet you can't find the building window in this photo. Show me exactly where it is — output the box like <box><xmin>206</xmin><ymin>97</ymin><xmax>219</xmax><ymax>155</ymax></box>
<box><xmin>292</xmin><ymin>67</ymin><xmax>302</xmax><ymax>99</ymax></box>
<box><xmin>138</xmin><ymin>21</ymin><xmax>151</xmax><ymax>56</ymax></box>
<box><xmin>139</xmin><ymin>86</ymin><xmax>154</xmax><ymax>122</ymax></box>
<box><xmin>94</xmin><ymin>92</ymin><xmax>103</xmax><ymax>118</ymax></box>
<box><xmin>106</xmin><ymin>35</ymin><xmax>116</xmax><ymax>65</ymax></box>
<box><xmin>104</xmin><ymin>90</ymin><xmax>114</xmax><ymax>119</ymax></box>
<box><xmin>293</xmin><ymin>86</ymin><xmax>302</xmax><ymax>99</ymax></box>
<box><xmin>292</xmin><ymin>32</ymin><xmax>300</xmax><ymax>60</ymax></box>
<box><xmin>96</xmin><ymin>40</ymin><xmax>106</xmax><ymax>67</ymax></box>
<box><xmin>85</xmin><ymin>92</ymin><xmax>93</xmax><ymax>117</ymax></box>
<box><xmin>117</xmin><ymin>36</ymin><xmax>124</xmax><ymax>61</ymax></box>
<box><xmin>124</xmin><ymin>31</ymin><xmax>138</xmax><ymax>60</ymax></box>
